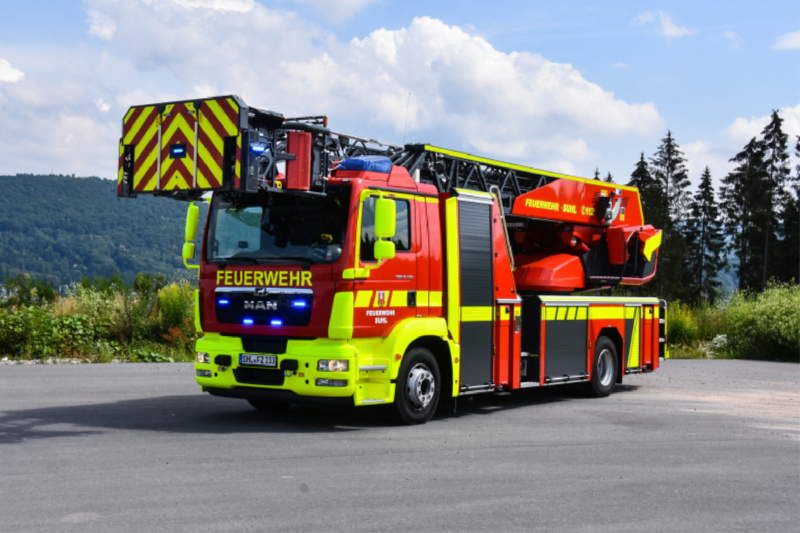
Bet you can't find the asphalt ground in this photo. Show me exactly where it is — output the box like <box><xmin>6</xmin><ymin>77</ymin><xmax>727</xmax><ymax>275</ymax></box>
<box><xmin>0</xmin><ymin>359</ymin><xmax>798</xmax><ymax>533</ymax></box>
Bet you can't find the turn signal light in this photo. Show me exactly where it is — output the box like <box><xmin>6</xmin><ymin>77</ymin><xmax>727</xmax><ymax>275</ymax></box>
<box><xmin>316</xmin><ymin>379</ymin><xmax>347</xmax><ymax>387</ymax></box>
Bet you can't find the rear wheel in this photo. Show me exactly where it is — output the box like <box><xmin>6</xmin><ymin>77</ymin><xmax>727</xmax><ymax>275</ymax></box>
<box><xmin>394</xmin><ymin>348</ymin><xmax>441</xmax><ymax>425</ymax></box>
<box><xmin>586</xmin><ymin>336</ymin><xmax>617</xmax><ymax>397</ymax></box>
<box><xmin>247</xmin><ymin>399</ymin><xmax>291</xmax><ymax>412</ymax></box>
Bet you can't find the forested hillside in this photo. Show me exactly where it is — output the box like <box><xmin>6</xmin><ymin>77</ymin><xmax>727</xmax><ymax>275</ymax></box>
<box><xmin>0</xmin><ymin>175</ymin><xmax>207</xmax><ymax>286</ymax></box>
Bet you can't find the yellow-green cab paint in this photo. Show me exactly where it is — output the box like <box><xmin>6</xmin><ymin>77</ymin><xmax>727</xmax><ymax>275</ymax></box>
<box><xmin>196</xmin><ymin>317</ymin><xmax>459</xmax><ymax>406</ymax></box>
<box><xmin>328</xmin><ymin>292</ymin><xmax>354</xmax><ymax>339</ymax></box>
<box><xmin>194</xmin><ymin>290</ymin><xmax>203</xmax><ymax>334</ymax></box>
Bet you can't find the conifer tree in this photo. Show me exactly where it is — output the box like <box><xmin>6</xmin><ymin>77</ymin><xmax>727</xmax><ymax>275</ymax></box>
<box><xmin>721</xmin><ymin>137</ymin><xmax>768</xmax><ymax>290</ymax></box>
<box><xmin>777</xmin><ymin>136</ymin><xmax>800</xmax><ymax>283</ymax></box>
<box><xmin>594</xmin><ymin>168</ymin><xmax>601</xmax><ymax>181</ymax></box>
<box><xmin>649</xmin><ymin>132</ymin><xmax>693</xmax><ymax>300</ymax></box>
<box><xmin>685</xmin><ymin>167</ymin><xmax>724</xmax><ymax>302</ymax></box>
<box><xmin>759</xmin><ymin>111</ymin><xmax>791</xmax><ymax>285</ymax></box>
<box><xmin>604</xmin><ymin>172</ymin><xmax>614</xmax><ymax>184</ymax></box>
<box><xmin>628</xmin><ymin>153</ymin><xmax>668</xmax><ymax>229</ymax></box>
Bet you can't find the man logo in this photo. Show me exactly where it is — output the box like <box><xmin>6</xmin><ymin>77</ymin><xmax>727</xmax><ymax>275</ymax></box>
<box><xmin>376</xmin><ymin>291</ymin><xmax>386</xmax><ymax>307</ymax></box>
<box><xmin>244</xmin><ymin>301</ymin><xmax>278</xmax><ymax>311</ymax></box>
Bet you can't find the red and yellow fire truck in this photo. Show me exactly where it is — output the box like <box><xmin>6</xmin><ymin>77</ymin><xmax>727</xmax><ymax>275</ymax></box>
<box><xmin>118</xmin><ymin>95</ymin><xmax>666</xmax><ymax>424</ymax></box>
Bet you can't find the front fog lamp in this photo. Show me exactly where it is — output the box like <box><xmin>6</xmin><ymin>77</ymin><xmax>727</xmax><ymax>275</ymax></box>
<box><xmin>316</xmin><ymin>378</ymin><xmax>348</xmax><ymax>387</ymax></box>
<box><xmin>197</xmin><ymin>352</ymin><xmax>210</xmax><ymax>364</ymax></box>
<box><xmin>317</xmin><ymin>360</ymin><xmax>348</xmax><ymax>372</ymax></box>
<box><xmin>197</xmin><ymin>369</ymin><xmax>212</xmax><ymax>378</ymax></box>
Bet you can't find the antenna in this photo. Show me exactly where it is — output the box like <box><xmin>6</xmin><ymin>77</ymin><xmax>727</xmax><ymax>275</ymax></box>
<box><xmin>402</xmin><ymin>92</ymin><xmax>411</xmax><ymax>146</ymax></box>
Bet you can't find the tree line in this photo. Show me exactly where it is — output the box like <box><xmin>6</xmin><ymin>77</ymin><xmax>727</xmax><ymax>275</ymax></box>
<box><xmin>611</xmin><ymin>111</ymin><xmax>799</xmax><ymax>304</ymax></box>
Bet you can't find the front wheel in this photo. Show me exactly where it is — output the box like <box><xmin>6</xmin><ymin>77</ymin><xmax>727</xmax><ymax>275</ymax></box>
<box><xmin>586</xmin><ymin>336</ymin><xmax>617</xmax><ymax>397</ymax></box>
<box><xmin>394</xmin><ymin>348</ymin><xmax>441</xmax><ymax>425</ymax></box>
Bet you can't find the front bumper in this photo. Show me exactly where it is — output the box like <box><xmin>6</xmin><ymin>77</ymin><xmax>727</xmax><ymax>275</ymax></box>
<box><xmin>194</xmin><ymin>333</ymin><xmax>394</xmax><ymax>406</ymax></box>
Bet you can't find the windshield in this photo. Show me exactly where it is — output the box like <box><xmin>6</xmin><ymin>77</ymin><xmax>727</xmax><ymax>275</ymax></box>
<box><xmin>206</xmin><ymin>188</ymin><xmax>350</xmax><ymax>265</ymax></box>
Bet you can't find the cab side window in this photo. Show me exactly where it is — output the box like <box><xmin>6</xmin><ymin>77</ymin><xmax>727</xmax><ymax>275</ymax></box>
<box><xmin>360</xmin><ymin>196</ymin><xmax>411</xmax><ymax>263</ymax></box>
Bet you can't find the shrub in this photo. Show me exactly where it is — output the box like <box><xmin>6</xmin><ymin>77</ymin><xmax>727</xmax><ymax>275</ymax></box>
<box><xmin>724</xmin><ymin>283</ymin><xmax>800</xmax><ymax>362</ymax></box>
<box><xmin>667</xmin><ymin>302</ymin><xmax>698</xmax><ymax>347</ymax></box>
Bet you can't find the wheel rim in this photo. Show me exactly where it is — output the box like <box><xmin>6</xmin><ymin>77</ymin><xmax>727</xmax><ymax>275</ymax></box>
<box><xmin>406</xmin><ymin>363</ymin><xmax>435</xmax><ymax>409</ymax></box>
<box><xmin>597</xmin><ymin>349</ymin><xmax>614</xmax><ymax>387</ymax></box>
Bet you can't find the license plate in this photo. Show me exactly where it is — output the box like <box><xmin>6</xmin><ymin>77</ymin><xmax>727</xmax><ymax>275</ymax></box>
<box><xmin>239</xmin><ymin>354</ymin><xmax>277</xmax><ymax>367</ymax></box>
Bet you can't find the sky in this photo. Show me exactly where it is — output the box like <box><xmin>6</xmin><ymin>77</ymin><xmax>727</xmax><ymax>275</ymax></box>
<box><xmin>0</xmin><ymin>0</ymin><xmax>797</xmax><ymax>189</ymax></box>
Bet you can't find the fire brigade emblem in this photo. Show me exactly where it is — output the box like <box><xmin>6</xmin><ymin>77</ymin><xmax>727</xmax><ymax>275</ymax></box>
<box><xmin>376</xmin><ymin>291</ymin><xmax>386</xmax><ymax>307</ymax></box>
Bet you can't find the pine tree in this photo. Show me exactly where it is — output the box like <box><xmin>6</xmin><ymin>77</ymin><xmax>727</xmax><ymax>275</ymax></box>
<box><xmin>685</xmin><ymin>167</ymin><xmax>724</xmax><ymax>303</ymax></box>
<box><xmin>628</xmin><ymin>153</ymin><xmax>668</xmax><ymax>229</ymax></box>
<box><xmin>720</xmin><ymin>137</ymin><xmax>769</xmax><ymax>290</ymax></box>
<box><xmin>649</xmin><ymin>132</ymin><xmax>693</xmax><ymax>300</ymax></box>
<box><xmin>759</xmin><ymin>111</ymin><xmax>791</xmax><ymax>285</ymax></box>
<box><xmin>651</xmin><ymin>131</ymin><xmax>692</xmax><ymax>222</ymax></box>
<box><xmin>604</xmin><ymin>172</ymin><xmax>614</xmax><ymax>184</ymax></box>
<box><xmin>594</xmin><ymin>168</ymin><xmax>601</xmax><ymax>181</ymax></box>
<box><xmin>776</xmin><ymin>136</ymin><xmax>800</xmax><ymax>283</ymax></box>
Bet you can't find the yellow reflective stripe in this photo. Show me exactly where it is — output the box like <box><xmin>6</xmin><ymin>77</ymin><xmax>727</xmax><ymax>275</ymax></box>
<box><xmin>461</xmin><ymin>306</ymin><xmax>493</xmax><ymax>322</ymax></box>
<box><xmin>205</xmin><ymin>99</ymin><xmax>239</xmax><ymax>136</ymax></box>
<box><xmin>454</xmin><ymin>188</ymin><xmax>492</xmax><ymax>197</ymax></box>
<box><xmin>425</xmin><ymin>197</ymin><xmax>439</xmax><ymax>203</ymax></box>
<box><xmin>354</xmin><ymin>291</ymin><xmax>373</xmax><ymax>308</ymax></box>
<box><xmin>390</xmin><ymin>290</ymin><xmax>407</xmax><ymax>307</ymax></box>
<box><xmin>430</xmin><ymin>291</ymin><xmax>442</xmax><ymax>307</ymax></box>
<box><xmin>576</xmin><ymin>307</ymin><xmax>587</xmax><ymax>320</ymax></box>
<box><xmin>424</xmin><ymin>145</ymin><xmax>640</xmax><ymax>193</ymax></box>
<box><xmin>557</xmin><ymin>307</ymin><xmax>567</xmax><ymax>320</ymax></box>
<box><xmin>445</xmin><ymin>198</ymin><xmax>460</xmax><ymax>343</ymax></box>
<box><xmin>625</xmin><ymin>307</ymin><xmax>638</xmax><ymax>319</ymax></box>
<box><xmin>499</xmin><ymin>306</ymin><xmax>511</xmax><ymax>320</ymax></box>
<box><xmin>628</xmin><ymin>308</ymin><xmax>640</xmax><ymax>368</ymax></box>
<box><xmin>589</xmin><ymin>307</ymin><xmax>625</xmax><ymax>320</ymax></box>
<box><xmin>642</xmin><ymin>230</ymin><xmax>663</xmax><ymax>261</ymax></box>
<box><xmin>118</xmin><ymin>141</ymin><xmax>124</xmax><ymax>186</ymax></box>
<box><xmin>567</xmin><ymin>307</ymin><xmax>576</xmax><ymax>320</ymax></box>
<box><xmin>416</xmin><ymin>291</ymin><xmax>429</xmax><ymax>306</ymax></box>
<box><xmin>545</xmin><ymin>307</ymin><xmax>557</xmax><ymax>321</ymax></box>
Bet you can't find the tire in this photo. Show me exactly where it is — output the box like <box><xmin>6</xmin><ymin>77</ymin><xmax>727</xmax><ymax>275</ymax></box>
<box><xmin>393</xmin><ymin>347</ymin><xmax>441</xmax><ymax>425</ymax></box>
<box><xmin>586</xmin><ymin>336</ymin><xmax>617</xmax><ymax>398</ymax></box>
<box><xmin>247</xmin><ymin>399</ymin><xmax>291</xmax><ymax>412</ymax></box>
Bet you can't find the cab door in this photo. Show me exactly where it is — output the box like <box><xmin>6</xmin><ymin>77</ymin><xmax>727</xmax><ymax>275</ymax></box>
<box><xmin>352</xmin><ymin>191</ymin><xmax>418</xmax><ymax>337</ymax></box>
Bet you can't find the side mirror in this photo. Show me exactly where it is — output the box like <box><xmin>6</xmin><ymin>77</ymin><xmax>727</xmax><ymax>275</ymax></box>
<box><xmin>374</xmin><ymin>197</ymin><xmax>396</xmax><ymax>239</ymax></box>
<box><xmin>182</xmin><ymin>242</ymin><xmax>196</xmax><ymax>261</ymax></box>
<box><xmin>374</xmin><ymin>240</ymin><xmax>395</xmax><ymax>261</ymax></box>
<box><xmin>185</xmin><ymin>203</ymin><xmax>199</xmax><ymax>242</ymax></box>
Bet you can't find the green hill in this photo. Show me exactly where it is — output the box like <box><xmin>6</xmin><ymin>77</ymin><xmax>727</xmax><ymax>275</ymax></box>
<box><xmin>0</xmin><ymin>175</ymin><xmax>207</xmax><ymax>287</ymax></box>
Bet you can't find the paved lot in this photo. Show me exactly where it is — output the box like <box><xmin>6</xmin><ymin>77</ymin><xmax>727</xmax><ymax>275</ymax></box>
<box><xmin>0</xmin><ymin>359</ymin><xmax>798</xmax><ymax>533</ymax></box>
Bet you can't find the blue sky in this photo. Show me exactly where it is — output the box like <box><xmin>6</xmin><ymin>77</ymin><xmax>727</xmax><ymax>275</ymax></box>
<box><xmin>0</xmin><ymin>0</ymin><xmax>797</xmax><ymax>186</ymax></box>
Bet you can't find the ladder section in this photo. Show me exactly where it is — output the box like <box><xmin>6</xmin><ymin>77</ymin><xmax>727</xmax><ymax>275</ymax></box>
<box><xmin>392</xmin><ymin>144</ymin><xmax>592</xmax><ymax>208</ymax></box>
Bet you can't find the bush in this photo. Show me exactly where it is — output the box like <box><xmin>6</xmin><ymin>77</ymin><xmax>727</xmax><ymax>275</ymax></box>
<box><xmin>0</xmin><ymin>273</ymin><xmax>196</xmax><ymax>362</ymax></box>
<box><xmin>724</xmin><ymin>283</ymin><xmax>800</xmax><ymax>362</ymax></box>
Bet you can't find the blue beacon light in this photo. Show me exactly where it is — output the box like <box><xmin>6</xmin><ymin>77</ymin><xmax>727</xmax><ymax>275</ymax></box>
<box><xmin>270</xmin><ymin>319</ymin><xmax>283</xmax><ymax>326</ymax></box>
<box><xmin>242</xmin><ymin>318</ymin><xmax>254</xmax><ymax>325</ymax></box>
<box><xmin>292</xmin><ymin>300</ymin><xmax>307</xmax><ymax>308</ymax></box>
<box><xmin>218</xmin><ymin>299</ymin><xmax>229</xmax><ymax>305</ymax></box>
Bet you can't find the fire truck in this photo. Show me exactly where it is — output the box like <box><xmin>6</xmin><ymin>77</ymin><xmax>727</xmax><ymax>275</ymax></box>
<box><xmin>117</xmin><ymin>95</ymin><xmax>667</xmax><ymax>424</ymax></box>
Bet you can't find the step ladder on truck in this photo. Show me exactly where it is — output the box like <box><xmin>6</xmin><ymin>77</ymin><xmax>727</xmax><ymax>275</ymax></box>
<box><xmin>117</xmin><ymin>95</ymin><xmax>668</xmax><ymax>424</ymax></box>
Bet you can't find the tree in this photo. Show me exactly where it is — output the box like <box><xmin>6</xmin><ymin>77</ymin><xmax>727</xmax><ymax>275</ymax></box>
<box><xmin>628</xmin><ymin>153</ymin><xmax>668</xmax><ymax>229</ymax></box>
<box><xmin>776</xmin><ymin>136</ymin><xmax>800</xmax><ymax>284</ymax></box>
<box><xmin>604</xmin><ymin>172</ymin><xmax>614</xmax><ymax>184</ymax></box>
<box><xmin>685</xmin><ymin>167</ymin><xmax>725</xmax><ymax>303</ymax></box>
<box><xmin>759</xmin><ymin>111</ymin><xmax>791</xmax><ymax>285</ymax></box>
<box><xmin>720</xmin><ymin>137</ymin><xmax>769</xmax><ymax>291</ymax></box>
<box><xmin>649</xmin><ymin>132</ymin><xmax>693</xmax><ymax>300</ymax></box>
<box><xmin>594</xmin><ymin>168</ymin><xmax>601</xmax><ymax>181</ymax></box>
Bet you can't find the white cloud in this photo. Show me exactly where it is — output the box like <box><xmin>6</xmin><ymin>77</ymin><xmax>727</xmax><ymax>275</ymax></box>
<box><xmin>723</xmin><ymin>31</ymin><xmax>741</xmax><ymax>48</ymax></box>
<box><xmin>610</xmin><ymin>62</ymin><xmax>629</xmax><ymax>69</ymax></box>
<box><xmin>172</xmin><ymin>0</ymin><xmax>255</xmax><ymax>12</ymax></box>
<box><xmin>771</xmin><ymin>30</ymin><xmax>800</xmax><ymax>50</ymax></box>
<box><xmin>86</xmin><ymin>9</ymin><xmax>116</xmax><ymax>40</ymax></box>
<box><xmin>0</xmin><ymin>2</ymin><xmax>663</xmax><ymax>179</ymax></box>
<box><xmin>724</xmin><ymin>104</ymin><xmax>800</xmax><ymax>145</ymax></box>
<box><xmin>294</xmin><ymin>0</ymin><xmax>375</xmax><ymax>22</ymax></box>
<box><xmin>631</xmin><ymin>12</ymin><xmax>654</xmax><ymax>26</ymax></box>
<box><xmin>657</xmin><ymin>11</ymin><xmax>694</xmax><ymax>38</ymax></box>
<box><xmin>0</xmin><ymin>59</ymin><xmax>24</xmax><ymax>83</ymax></box>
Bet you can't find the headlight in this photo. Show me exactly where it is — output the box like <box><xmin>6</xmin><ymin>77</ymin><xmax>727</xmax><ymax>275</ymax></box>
<box><xmin>197</xmin><ymin>352</ymin><xmax>210</xmax><ymax>364</ymax></box>
<box><xmin>317</xmin><ymin>359</ymin><xmax>348</xmax><ymax>372</ymax></box>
